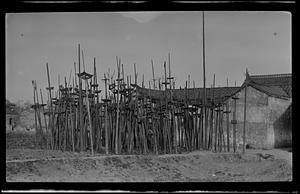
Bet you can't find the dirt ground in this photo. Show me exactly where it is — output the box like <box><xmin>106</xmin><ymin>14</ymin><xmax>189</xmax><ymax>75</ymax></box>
<box><xmin>6</xmin><ymin>131</ymin><xmax>292</xmax><ymax>182</ymax></box>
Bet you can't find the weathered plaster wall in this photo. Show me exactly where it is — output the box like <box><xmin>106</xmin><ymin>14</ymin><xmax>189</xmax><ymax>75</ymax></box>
<box><xmin>224</xmin><ymin>86</ymin><xmax>269</xmax><ymax>149</ymax></box>
<box><xmin>268</xmin><ymin>98</ymin><xmax>292</xmax><ymax>148</ymax></box>
<box><xmin>223</xmin><ymin>86</ymin><xmax>291</xmax><ymax>149</ymax></box>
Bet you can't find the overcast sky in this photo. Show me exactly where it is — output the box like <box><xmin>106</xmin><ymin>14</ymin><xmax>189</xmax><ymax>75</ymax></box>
<box><xmin>6</xmin><ymin>11</ymin><xmax>291</xmax><ymax>103</ymax></box>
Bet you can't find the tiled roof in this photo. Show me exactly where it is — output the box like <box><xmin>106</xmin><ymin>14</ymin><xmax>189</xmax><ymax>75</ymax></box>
<box><xmin>249</xmin><ymin>73</ymin><xmax>291</xmax><ymax>86</ymax></box>
<box><xmin>136</xmin><ymin>85</ymin><xmax>240</xmax><ymax>105</ymax></box>
<box><xmin>250</xmin><ymin>83</ymin><xmax>289</xmax><ymax>98</ymax></box>
<box><xmin>135</xmin><ymin>73</ymin><xmax>292</xmax><ymax>105</ymax></box>
<box><xmin>246</xmin><ymin>73</ymin><xmax>292</xmax><ymax>98</ymax></box>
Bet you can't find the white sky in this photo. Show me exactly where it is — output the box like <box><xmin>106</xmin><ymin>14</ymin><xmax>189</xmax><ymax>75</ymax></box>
<box><xmin>6</xmin><ymin>11</ymin><xmax>291</xmax><ymax>103</ymax></box>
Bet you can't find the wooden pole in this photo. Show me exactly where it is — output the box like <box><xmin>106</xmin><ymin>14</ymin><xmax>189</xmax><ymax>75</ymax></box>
<box><xmin>74</xmin><ymin>62</ymin><xmax>77</xmax><ymax>87</ymax></box>
<box><xmin>115</xmin><ymin>57</ymin><xmax>121</xmax><ymax>154</ymax></box>
<box><xmin>62</xmin><ymin>77</ymin><xmax>67</xmax><ymax>152</ymax></box>
<box><xmin>40</xmin><ymin>89</ymin><xmax>49</xmax><ymax>148</ymax></box>
<box><xmin>158</xmin><ymin>78</ymin><xmax>161</xmax><ymax>90</ymax></box>
<box><xmin>202</xmin><ymin>11</ymin><xmax>208</xmax><ymax>151</ymax></box>
<box><xmin>209</xmin><ymin>91</ymin><xmax>214</xmax><ymax>150</ymax></box>
<box><xmin>214</xmin><ymin>108</ymin><xmax>219</xmax><ymax>152</ymax></box>
<box><xmin>34</xmin><ymin>81</ymin><xmax>44</xmax><ymax>147</ymax></box>
<box><xmin>164</xmin><ymin>62</ymin><xmax>168</xmax><ymax>96</ymax></box>
<box><xmin>122</xmin><ymin>63</ymin><xmax>125</xmax><ymax>83</ymax></box>
<box><xmin>46</xmin><ymin>63</ymin><xmax>54</xmax><ymax>149</ymax></box>
<box><xmin>151</xmin><ymin>60</ymin><xmax>156</xmax><ymax>89</ymax></box>
<box><xmin>219</xmin><ymin>106</ymin><xmax>224</xmax><ymax>152</ymax></box>
<box><xmin>226</xmin><ymin>78</ymin><xmax>230</xmax><ymax>152</ymax></box>
<box><xmin>233</xmin><ymin>81</ymin><xmax>237</xmax><ymax>152</ymax></box>
<box><xmin>211</xmin><ymin>74</ymin><xmax>215</xmax><ymax>149</ymax></box>
<box><xmin>85</xmin><ymin>78</ymin><xmax>94</xmax><ymax>155</ymax></box>
<box><xmin>70</xmin><ymin>98</ymin><xmax>75</xmax><ymax>152</ymax></box>
<box><xmin>173</xmin><ymin>86</ymin><xmax>177</xmax><ymax>153</ymax></box>
<box><xmin>93</xmin><ymin>57</ymin><xmax>98</xmax><ymax>148</ymax></box>
<box><xmin>82</xmin><ymin>49</ymin><xmax>85</xmax><ymax>72</ymax></box>
<box><xmin>163</xmin><ymin>62</ymin><xmax>168</xmax><ymax>153</ymax></box>
<box><xmin>78</xmin><ymin>44</ymin><xmax>84</xmax><ymax>151</ymax></box>
<box><xmin>103</xmin><ymin>73</ymin><xmax>109</xmax><ymax>154</ymax></box>
<box><xmin>243</xmin><ymin>71</ymin><xmax>248</xmax><ymax>153</ymax></box>
<box><xmin>93</xmin><ymin>57</ymin><xmax>97</xmax><ymax>99</ymax></box>
<box><xmin>169</xmin><ymin>53</ymin><xmax>175</xmax><ymax>153</ymax></box>
<box><xmin>32</xmin><ymin>80</ymin><xmax>38</xmax><ymax>147</ymax></box>
<box><xmin>134</xmin><ymin>63</ymin><xmax>137</xmax><ymax>85</ymax></box>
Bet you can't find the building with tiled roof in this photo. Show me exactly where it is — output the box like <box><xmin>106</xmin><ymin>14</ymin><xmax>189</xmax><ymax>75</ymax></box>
<box><xmin>242</xmin><ymin>72</ymin><xmax>292</xmax><ymax>99</ymax></box>
<box><xmin>135</xmin><ymin>85</ymin><xmax>241</xmax><ymax>106</ymax></box>
<box><xmin>226</xmin><ymin>71</ymin><xmax>292</xmax><ymax>149</ymax></box>
<box><xmin>134</xmin><ymin>70</ymin><xmax>292</xmax><ymax>149</ymax></box>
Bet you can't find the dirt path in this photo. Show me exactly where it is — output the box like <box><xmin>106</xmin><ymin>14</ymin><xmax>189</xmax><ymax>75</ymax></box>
<box><xmin>6</xmin><ymin>149</ymin><xmax>292</xmax><ymax>182</ymax></box>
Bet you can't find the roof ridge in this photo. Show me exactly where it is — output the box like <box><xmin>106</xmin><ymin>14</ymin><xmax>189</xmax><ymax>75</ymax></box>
<box><xmin>138</xmin><ymin>86</ymin><xmax>241</xmax><ymax>90</ymax></box>
<box><xmin>249</xmin><ymin>82</ymin><xmax>290</xmax><ymax>99</ymax></box>
<box><xmin>187</xmin><ymin>86</ymin><xmax>240</xmax><ymax>89</ymax></box>
<box><xmin>249</xmin><ymin>73</ymin><xmax>292</xmax><ymax>78</ymax></box>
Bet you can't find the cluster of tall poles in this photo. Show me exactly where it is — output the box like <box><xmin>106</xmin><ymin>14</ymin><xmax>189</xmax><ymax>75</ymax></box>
<box><xmin>31</xmin><ymin>46</ymin><xmax>247</xmax><ymax>155</ymax></box>
<box><xmin>31</xmin><ymin>12</ymin><xmax>248</xmax><ymax>155</ymax></box>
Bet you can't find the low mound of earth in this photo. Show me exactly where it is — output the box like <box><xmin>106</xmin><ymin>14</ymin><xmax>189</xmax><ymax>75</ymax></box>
<box><xmin>6</xmin><ymin>149</ymin><xmax>292</xmax><ymax>182</ymax></box>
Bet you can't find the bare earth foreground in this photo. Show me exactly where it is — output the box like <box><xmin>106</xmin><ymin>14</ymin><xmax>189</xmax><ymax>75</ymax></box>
<box><xmin>6</xmin><ymin>132</ymin><xmax>292</xmax><ymax>182</ymax></box>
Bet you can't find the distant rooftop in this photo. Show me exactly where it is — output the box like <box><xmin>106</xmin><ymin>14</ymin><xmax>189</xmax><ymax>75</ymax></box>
<box><xmin>245</xmin><ymin>72</ymin><xmax>292</xmax><ymax>99</ymax></box>
<box><xmin>136</xmin><ymin>85</ymin><xmax>240</xmax><ymax>105</ymax></box>
<box><xmin>135</xmin><ymin>72</ymin><xmax>292</xmax><ymax>104</ymax></box>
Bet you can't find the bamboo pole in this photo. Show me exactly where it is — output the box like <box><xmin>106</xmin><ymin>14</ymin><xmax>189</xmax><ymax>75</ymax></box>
<box><xmin>134</xmin><ymin>63</ymin><xmax>137</xmax><ymax>85</ymax></box>
<box><xmin>209</xmin><ymin>99</ymin><xmax>214</xmax><ymax>150</ymax></box>
<box><xmin>32</xmin><ymin>80</ymin><xmax>39</xmax><ymax>147</ymax></box>
<box><xmin>173</xmin><ymin>81</ymin><xmax>177</xmax><ymax>154</ymax></box>
<box><xmin>70</xmin><ymin>98</ymin><xmax>75</xmax><ymax>152</ymax></box>
<box><xmin>34</xmin><ymin>81</ymin><xmax>44</xmax><ymax>147</ymax></box>
<box><xmin>168</xmin><ymin>53</ymin><xmax>175</xmax><ymax>153</ymax></box>
<box><xmin>122</xmin><ymin>63</ymin><xmax>125</xmax><ymax>84</ymax></box>
<box><xmin>163</xmin><ymin>61</ymin><xmax>168</xmax><ymax>153</ymax></box>
<box><xmin>78</xmin><ymin>44</ymin><xmax>84</xmax><ymax>151</ymax></box>
<box><xmin>158</xmin><ymin>78</ymin><xmax>161</xmax><ymax>90</ymax></box>
<box><xmin>202</xmin><ymin>11</ymin><xmax>208</xmax><ymax>151</ymax></box>
<box><xmin>192</xmin><ymin>81</ymin><xmax>196</xmax><ymax>150</ymax></box>
<box><xmin>115</xmin><ymin>57</ymin><xmax>121</xmax><ymax>154</ymax></box>
<box><xmin>63</xmin><ymin>77</ymin><xmax>68</xmax><ymax>152</ymax></box>
<box><xmin>211</xmin><ymin>74</ymin><xmax>215</xmax><ymax>150</ymax></box>
<box><xmin>214</xmin><ymin>108</ymin><xmax>218</xmax><ymax>152</ymax></box>
<box><xmin>226</xmin><ymin>78</ymin><xmax>230</xmax><ymax>152</ymax></box>
<box><xmin>232</xmin><ymin>81</ymin><xmax>237</xmax><ymax>152</ymax></box>
<box><xmin>74</xmin><ymin>62</ymin><xmax>77</xmax><ymax>87</ymax></box>
<box><xmin>84</xmin><ymin>78</ymin><xmax>94</xmax><ymax>155</ymax></box>
<box><xmin>184</xmin><ymin>81</ymin><xmax>189</xmax><ymax>151</ymax></box>
<box><xmin>219</xmin><ymin>106</ymin><xmax>223</xmax><ymax>152</ymax></box>
<box><xmin>40</xmin><ymin>89</ymin><xmax>48</xmax><ymax>149</ymax></box>
<box><xmin>46</xmin><ymin>63</ymin><xmax>54</xmax><ymax>149</ymax></box>
<box><xmin>243</xmin><ymin>71</ymin><xmax>248</xmax><ymax>153</ymax></box>
<box><xmin>103</xmin><ymin>73</ymin><xmax>109</xmax><ymax>154</ymax></box>
<box><xmin>151</xmin><ymin>60</ymin><xmax>156</xmax><ymax>89</ymax></box>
